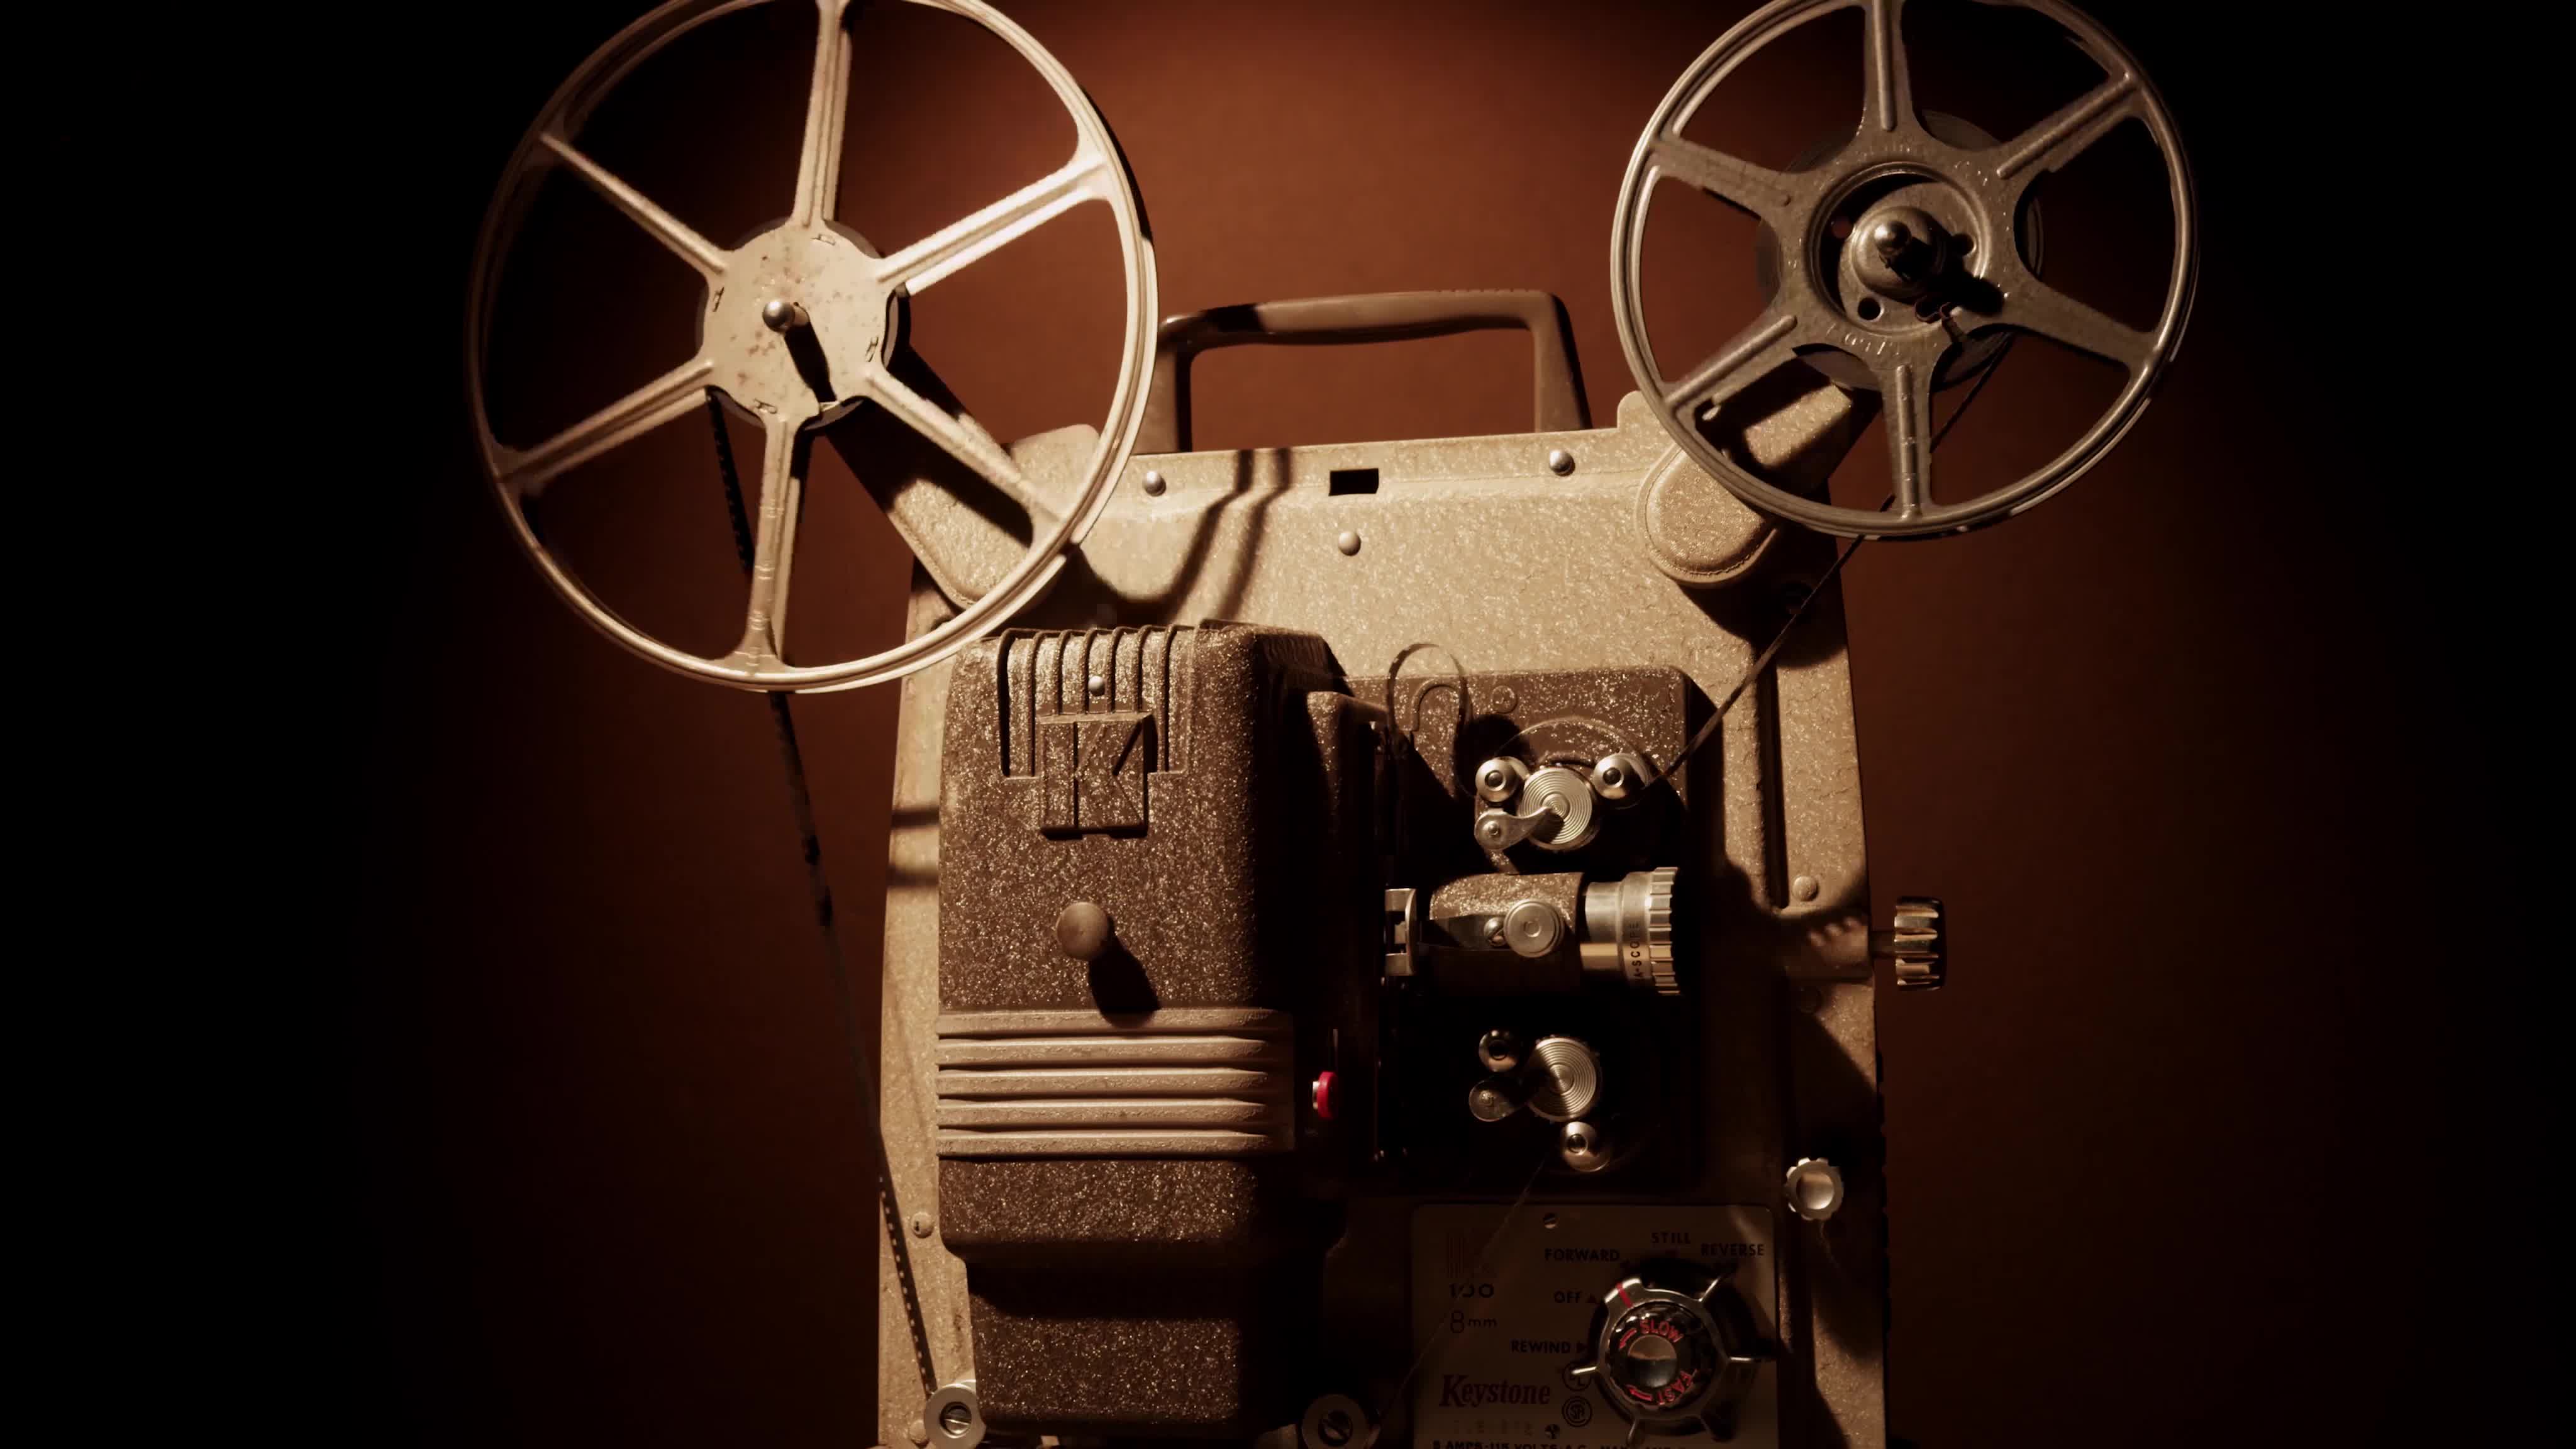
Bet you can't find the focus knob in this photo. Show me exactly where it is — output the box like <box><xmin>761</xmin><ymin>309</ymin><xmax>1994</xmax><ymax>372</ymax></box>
<box><xmin>1580</xmin><ymin>868</ymin><xmax>1679</xmax><ymax>995</ymax></box>
<box><xmin>1564</xmin><ymin>1270</ymin><xmax>1760</xmax><ymax>1440</ymax></box>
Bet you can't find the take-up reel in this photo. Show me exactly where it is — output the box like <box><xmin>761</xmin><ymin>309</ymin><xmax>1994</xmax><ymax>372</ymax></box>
<box><xmin>467</xmin><ymin>0</ymin><xmax>1156</xmax><ymax>692</ymax></box>
<box><xmin>1613</xmin><ymin>0</ymin><xmax>2197</xmax><ymax>538</ymax></box>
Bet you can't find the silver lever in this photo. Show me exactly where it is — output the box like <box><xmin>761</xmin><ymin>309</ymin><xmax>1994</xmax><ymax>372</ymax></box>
<box><xmin>1475</xmin><ymin>794</ymin><xmax>1566</xmax><ymax>851</ymax></box>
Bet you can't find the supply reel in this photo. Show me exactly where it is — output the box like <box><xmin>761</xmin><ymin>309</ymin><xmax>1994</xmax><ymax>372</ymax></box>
<box><xmin>467</xmin><ymin>0</ymin><xmax>1156</xmax><ymax>692</ymax></box>
<box><xmin>1612</xmin><ymin>0</ymin><xmax>2197</xmax><ymax>538</ymax></box>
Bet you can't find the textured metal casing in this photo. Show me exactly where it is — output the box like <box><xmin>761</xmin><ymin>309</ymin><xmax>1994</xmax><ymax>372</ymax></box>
<box><xmin>933</xmin><ymin>623</ymin><xmax>1375</xmax><ymax>1435</ymax></box>
<box><xmin>878</xmin><ymin>378</ymin><xmax>1884</xmax><ymax>1445</ymax></box>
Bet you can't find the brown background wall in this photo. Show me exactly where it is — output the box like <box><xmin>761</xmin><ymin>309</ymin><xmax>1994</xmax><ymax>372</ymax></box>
<box><xmin>340</xmin><ymin>3</ymin><xmax>2523</xmax><ymax>1445</ymax></box>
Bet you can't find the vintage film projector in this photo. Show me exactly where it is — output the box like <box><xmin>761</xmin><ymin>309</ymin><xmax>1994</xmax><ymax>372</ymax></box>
<box><xmin>467</xmin><ymin>1</ymin><xmax>2194</xmax><ymax>1445</ymax></box>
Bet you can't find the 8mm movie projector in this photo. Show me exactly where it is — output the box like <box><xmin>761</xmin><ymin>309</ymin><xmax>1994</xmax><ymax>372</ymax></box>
<box><xmin>465</xmin><ymin>1</ymin><xmax>2194</xmax><ymax>1445</ymax></box>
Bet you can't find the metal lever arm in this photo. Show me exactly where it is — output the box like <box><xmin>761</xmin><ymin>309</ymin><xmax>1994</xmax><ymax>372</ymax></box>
<box><xmin>1136</xmin><ymin>289</ymin><xmax>1590</xmax><ymax>452</ymax></box>
<box><xmin>1475</xmin><ymin>797</ymin><xmax>1567</xmax><ymax>852</ymax></box>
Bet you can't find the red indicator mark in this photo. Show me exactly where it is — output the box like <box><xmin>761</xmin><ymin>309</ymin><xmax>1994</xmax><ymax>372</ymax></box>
<box><xmin>1616</xmin><ymin>1284</ymin><xmax>1633</xmax><ymax>1308</ymax></box>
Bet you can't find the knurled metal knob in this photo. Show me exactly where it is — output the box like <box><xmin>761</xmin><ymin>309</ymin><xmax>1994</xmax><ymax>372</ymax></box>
<box><xmin>1872</xmin><ymin>896</ymin><xmax>1945</xmax><ymax>991</ymax></box>
<box><xmin>1784</xmin><ymin>1157</ymin><xmax>1844</xmax><ymax>1222</ymax></box>
<box><xmin>1580</xmin><ymin>867</ymin><xmax>1679</xmax><ymax>995</ymax></box>
<box><xmin>1563</xmin><ymin>1267</ymin><xmax>1763</xmax><ymax>1439</ymax></box>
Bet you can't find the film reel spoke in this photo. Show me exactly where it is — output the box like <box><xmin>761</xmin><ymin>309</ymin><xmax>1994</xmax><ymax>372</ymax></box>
<box><xmin>536</xmin><ymin>133</ymin><xmax>731</xmax><ymax>280</ymax></box>
<box><xmin>1647</xmin><ymin>136</ymin><xmax>1797</xmax><ymax>228</ymax></box>
<box><xmin>1878</xmin><ymin>357</ymin><xmax>1936</xmax><ymax>515</ymax></box>
<box><xmin>791</xmin><ymin>0</ymin><xmax>856</xmax><ymax>228</ymax></box>
<box><xmin>1991</xmin><ymin>74</ymin><xmax>2144</xmax><ymax>203</ymax></box>
<box><xmin>1979</xmin><ymin>262</ymin><xmax>2149</xmax><ymax>372</ymax></box>
<box><xmin>862</xmin><ymin>362</ymin><xmax>1060</xmax><ymax>525</ymax></box>
<box><xmin>497</xmin><ymin>356</ymin><xmax>718</xmax><ymax>496</ymax></box>
<box><xmin>733</xmin><ymin>413</ymin><xmax>811</xmax><ymax>667</ymax></box>
<box><xmin>1668</xmin><ymin>312</ymin><xmax>1803</xmax><ymax>419</ymax></box>
<box><xmin>1862</xmin><ymin>0</ymin><xmax>1917</xmax><ymax>136</ymax></box>
<box><xmin>874</xmin><ymin>151</ymin><xmax>1109</xmax><ymax>296</ymax></box>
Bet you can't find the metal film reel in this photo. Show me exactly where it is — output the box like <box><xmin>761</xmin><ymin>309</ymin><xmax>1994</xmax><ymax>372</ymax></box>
<box><xmin>1613</xmin><ymin>0</ymin><xmax>2197</xmax><ymax>538</ymax></box>
<box><xmin>468</xmin><ymin>0</ymin><xmax>1157</xmax><ymax>691</ymax></box>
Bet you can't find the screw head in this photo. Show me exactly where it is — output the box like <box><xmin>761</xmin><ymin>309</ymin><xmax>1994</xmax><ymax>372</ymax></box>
<box><xmin>926</xmin><ymin>1382</ymin><xmax>984</xmax><ymax>1449</ymax></box>
<box><xmin>1302</xmin><ymin>1394</ymin><xmax>1373</xmax><ymax>1449</ymax></box>
<box><xmin>908</xmin><ymin>1210</ymin><xmax>934</xmax><ymax>1238</ymax></box>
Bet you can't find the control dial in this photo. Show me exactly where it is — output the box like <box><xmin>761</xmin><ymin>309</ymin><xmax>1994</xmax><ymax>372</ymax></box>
<box><xmin>1564</xmin><ymin>1269</ymin><xmax>1761</xmax><ymax>1441</ymax></box>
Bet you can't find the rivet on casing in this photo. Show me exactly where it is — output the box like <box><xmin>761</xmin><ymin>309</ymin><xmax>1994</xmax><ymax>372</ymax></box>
<box><xmin>1142</xmin><ymin>469</ymin><xmax>1166</xmax><ymax>496</ymax></box>
<box><xmin>1792</xmin><ymin>874</ymin><xmax>1821</xmax><ymax>902</ymax></box>
<box><xmin>1546</xmin><ymin>448</ymin><xmax>1575</xmax><ymax>475</ymax></box>
<box><xmin>1336</xmin><ymin>530</ymin><xmax>1362</xmax><ymax>556</ymax></box>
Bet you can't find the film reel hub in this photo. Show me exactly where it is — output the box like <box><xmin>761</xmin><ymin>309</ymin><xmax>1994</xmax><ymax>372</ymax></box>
<box><xmin>708</xmin><ymin>224</ymin><xmax>893</xmax><ymax>418</ymax></box>
<box><xmin>1843</xmin><ymin>198</ymin><xmax>1957</xmax><ymax>302</ymax></box>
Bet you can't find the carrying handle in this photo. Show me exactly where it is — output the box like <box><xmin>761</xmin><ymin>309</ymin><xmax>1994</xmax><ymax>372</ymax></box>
<box><xmin>1135</xmin><ymin>289</ymin><xmax>1590</xmax><ymax>453</ymax></box>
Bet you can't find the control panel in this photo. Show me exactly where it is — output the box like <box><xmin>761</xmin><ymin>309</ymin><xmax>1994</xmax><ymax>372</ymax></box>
<box><xmin>1409</xmin><ymin>1204</ymin><xmax>1779</xmax><ymax>1449</ymax></box>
